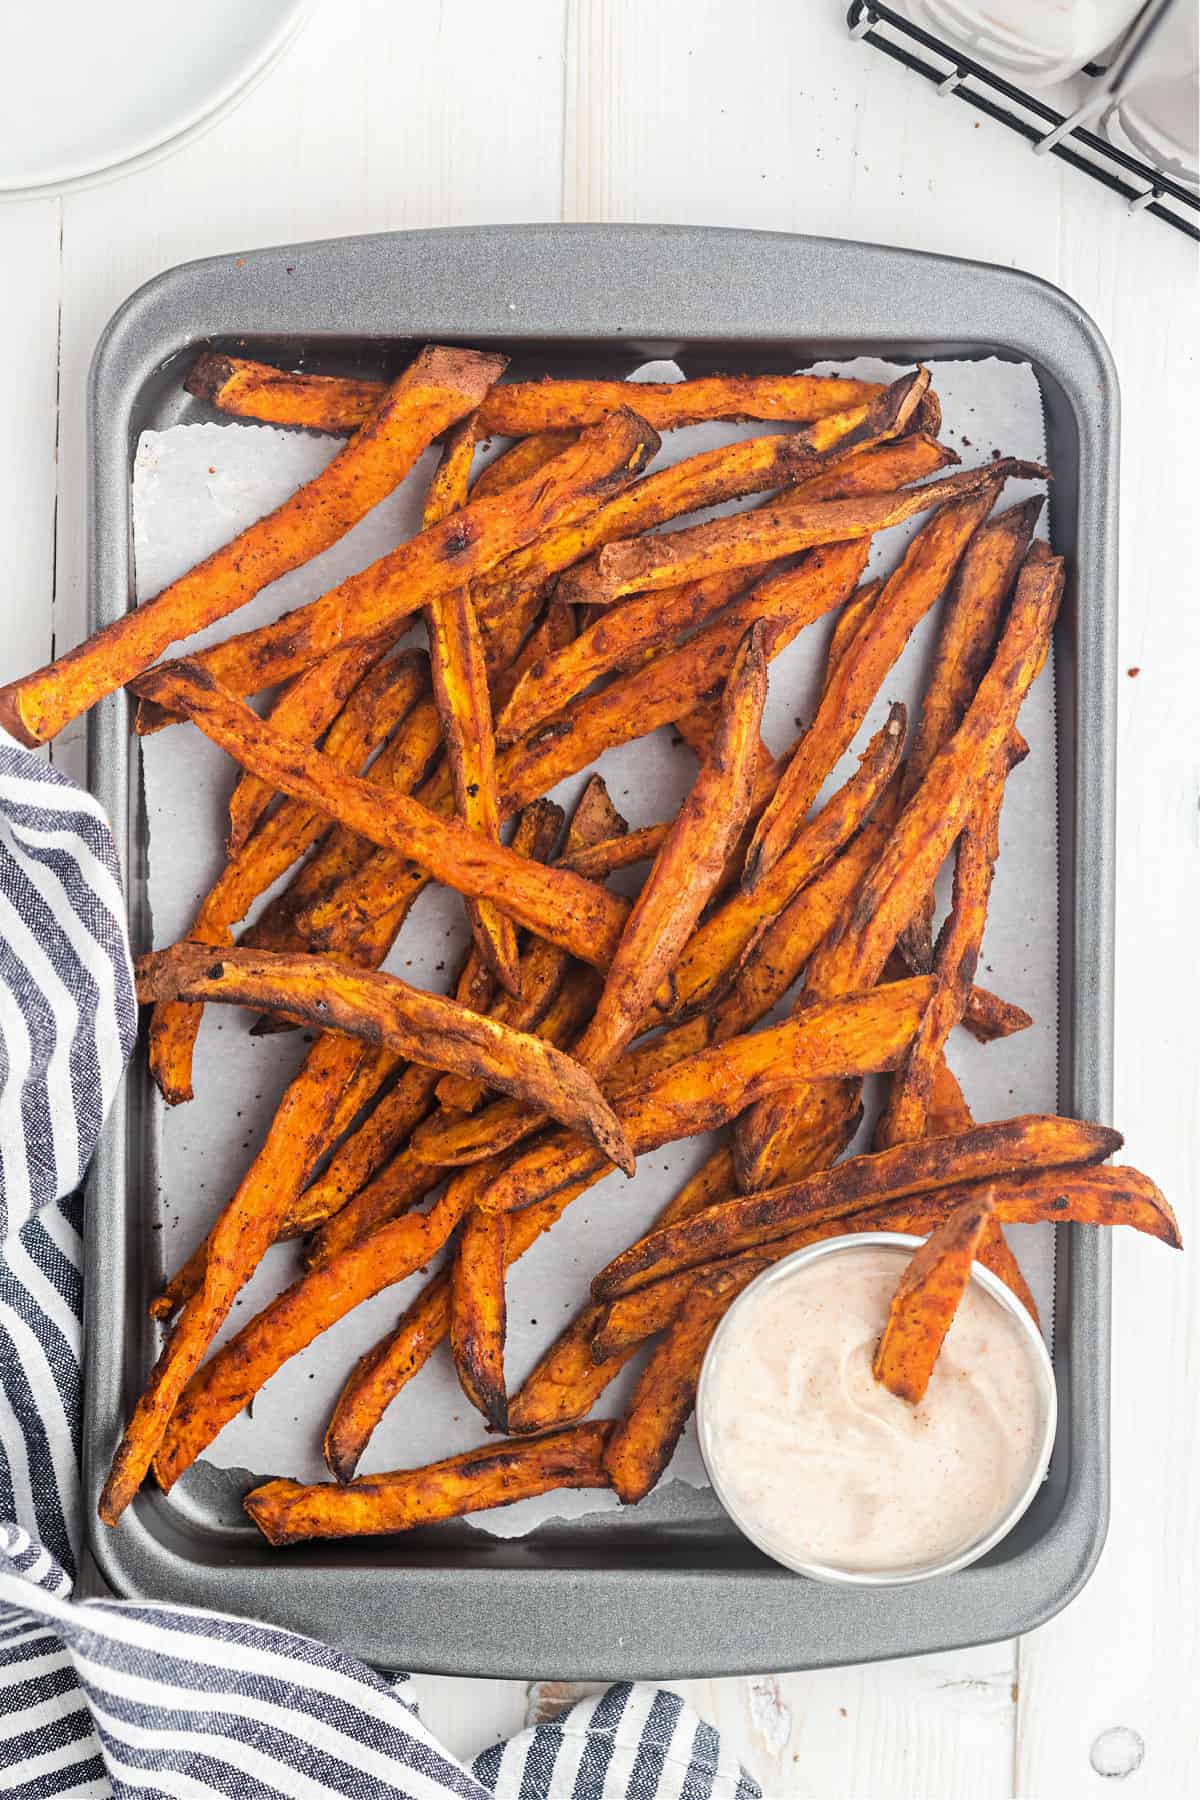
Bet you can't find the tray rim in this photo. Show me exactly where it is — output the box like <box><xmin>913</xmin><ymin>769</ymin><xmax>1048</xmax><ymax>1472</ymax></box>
<box><xmin>81</xmin><ymin>222</ymin><xmax>1118</xmax><ymax>1678</ymax></box>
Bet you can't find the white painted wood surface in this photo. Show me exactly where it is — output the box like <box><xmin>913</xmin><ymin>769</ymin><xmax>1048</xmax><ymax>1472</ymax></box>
<box><xmin>1</xmin><ymin>2</ymin><xmax>1195</xmax><ymax>1793</ymax></box>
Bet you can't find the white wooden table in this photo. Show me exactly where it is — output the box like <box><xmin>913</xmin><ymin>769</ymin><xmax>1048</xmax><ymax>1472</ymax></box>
<box><xmin>2</xmin><ymin>3</ymin><xmax>1195</xmax><ymax>1793</ymax></box>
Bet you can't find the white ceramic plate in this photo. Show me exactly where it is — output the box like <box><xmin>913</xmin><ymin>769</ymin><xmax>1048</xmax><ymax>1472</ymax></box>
<box><xmin>0</xmin><ymin>1</ymin><xmax>315</xmax><ymax>199</ymax></box>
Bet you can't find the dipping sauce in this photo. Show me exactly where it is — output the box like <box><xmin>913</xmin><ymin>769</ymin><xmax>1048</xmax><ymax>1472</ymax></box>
<box><xmin>698</xmin><ymin>1239</ymin><xmax>1053</xmax><ymax>1580</ymax></box>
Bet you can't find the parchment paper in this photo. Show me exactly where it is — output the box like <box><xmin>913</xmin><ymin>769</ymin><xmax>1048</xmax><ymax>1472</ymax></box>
<box><xmin>133</xmin><ymin>357</ymin><xmax>1055</xmax><ymax>1535</ymax></box>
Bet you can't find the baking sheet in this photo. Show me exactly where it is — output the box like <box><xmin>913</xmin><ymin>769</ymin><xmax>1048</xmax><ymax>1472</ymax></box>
<box><xmin>134</xmin><ymin>357</ymin><xmax>1055</xmax><ymax>1535</ymax></box>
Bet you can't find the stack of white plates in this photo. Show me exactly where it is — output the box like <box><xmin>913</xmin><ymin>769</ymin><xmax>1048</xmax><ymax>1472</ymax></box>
<box><xmin>0</xmin><ymin>1</ymin><xmax>314</xmax><ymax>200</ymax></box>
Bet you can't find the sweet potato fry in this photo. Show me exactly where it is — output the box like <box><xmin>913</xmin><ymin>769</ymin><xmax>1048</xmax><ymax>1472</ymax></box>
<box><xmin>152</xmin><ymin>1160</ymin><xmax>496</xmax><ymax>1491</ymax></box>
<box><xmin>506</xmin><ymin>1302</ymin><xmax>635</xmax><ymax>1436</ymax></box>
<box><xmin>450</xmin><ymin>1207</ymin><xmax>511</xmax><ymax>1431</ymax></box>
<box><xmin>322</xmin><ymin>1170</ymin><xmax>603</xmax><ymax>1481</ymax></box>
<box><xmin>136</xmin><ymin>944</ymin><xmax>634</xmax><ymax>1173</ymax></box>
<box><xmin>497</xmin><ymin>539</ymin><xmax>871</xmax><ymax>811</ymax></box>
<box><xmin>148</xmin><ymin>657</ymin><xmax>436</xmax><ymax>1102</ymax></box>
<box><xmin>657</xmin><ymin>705</ymin><xmax>906</xmax><ymax>1022</ymax></box>
<box><xmin>556</xmin><ymin>461</ymin><xmax>1046</xmax><ymax>608</ymax></box>
<box><xmin>488</xmin><ymin>598</ymin><xmax>576</xmax><ymax>712</ymax></box>
<box><xmin>433</xmin><ymin>798</ymin><xmax>567</xmax><ymax>1113</ymax></box>
<box><xmin>475</xmin><ymin>370</ymin><xmax>925</xmax><ymax>628</ymax></box>
<box><xmin>477</xmin><ymin>371</ymin><xmax>885</xmax><ymax>435</ymax></box>
<box><xmin>296</xmin><ymin>539</ymin><xmax>869</xmax><ymax>954</ymax></box>
<box><xmin>226</xmin><ymin>638</ymin><xmax>392</xmax><ymax>854</ymax></box>
<box><xmin>98</xmin><ymin>1027</ymin><xmax>369</xmax><ymax>1524</ymax></box>
<box><xmin>131</xmin><ymin>662</ymin><xmax>634</xmax><ymax>968</ymax></box>
<box><xmin>193</xmin><ymin>354</ymin><xmax>882</xmax><ymax>435</ymax></box>
<box><xmin>2</xmin><ymin>347</ymin><xmax>504</xmax><ymax>747</ymax></box>
<box><xmin>421</xmin><ymin>416</ymin><xmax>519</xmax><ymax>992</ymax></box>
<box><xmin>733</xmin><ymin>544</ymin><xmax>1061</xmax><ymax>1191</ymax></box>
<box><xmin>875</xmin><ymin>769</ymin><xmax>1008</xmax><ymax>1150</ymax></box>
<box><xmin>872</xmin><ymin>1196</ymin><xmax>996</xmax><ymax>1402</ymax></box>
<box><xmin>593</xmin><ymin>1114</ymin><xmax>1122</xmax><ymax>1299</ymax></box>
<box><xmin>144</xmin><ymin>409</ymin><xmax>661</xmax><ymax>714</ymax></box>
<box><xmin>284</xmin><ymin>1065</ymin><xmax>447</xmax><ymax>1247</ymax></box>
<box><xmin>573</xmin><ymin>624</ymin><xmax>767</xmax><ymax>1067</ymax></box>
<box><xmin>897</xmin><ymin>496</ymin><xmax>1043</xmax><ymax>970</ymax></box>
<box><xmin>808</xmin><ymin>543</ymin><xmax>1063</xmax><ymax>998</ymax></box>
<box><xmin>743</xmin><ymin>479</ymin><xmax>1004</xmax><ymax>888</ymax></box>
<box><xmin>823</xmin><ymin>579</ymin><xmax>881</xmax><ymax>689</ymax></box>
<box><xmin>470</xmin><ymin>430</ymin><xmax>581</xmax><ymax>499</ymax></box>
<box><xmin>495</xmin><ymin>566</ymin><xmax>762</xmax><ymax>746</ymax></box>
<box><xmin>478</xmin><ymin>979</ymin><xmax>934</xmax><ymax>1217</ymax></box>
<box><xmin>604</xmin><ymin>1266</ymin><xmax>753</xmax><ymax>1504</ymax></box>
<box><xmin>495</xmin><ymin>431</ymin><xmax>956</xmax><ymax>748</ymax></box>
<box><xmin>245</xmin><ymin>1424</ymin><xmax>613</xmax><ymax>1546</ymax></box>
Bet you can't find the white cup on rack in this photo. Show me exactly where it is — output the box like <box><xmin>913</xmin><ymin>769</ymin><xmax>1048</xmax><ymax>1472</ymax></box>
<box><xmin>1106</xmin><ymin>1</ymin><xmax>1199</xmax><ymax>184</ymax></box>
<box><xmin>900</xmin><ymin>0</ymin><xmax>1149</xmax><ymax>88</ymax></box>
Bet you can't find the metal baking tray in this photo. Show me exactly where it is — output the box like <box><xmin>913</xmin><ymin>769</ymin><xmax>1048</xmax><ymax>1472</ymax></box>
<box><xmin>83</xmin><ymin>224</ymin><xmax>1118</xmax><ymax>1678</ymax></box>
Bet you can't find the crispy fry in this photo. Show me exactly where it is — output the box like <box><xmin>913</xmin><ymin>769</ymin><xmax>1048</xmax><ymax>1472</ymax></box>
<box><xmin>744</xmin><ymin>480</ymin><xmax>1005</xmax><ymax>888</ymax></box>
<box><xmin>478</xmin><ymin>979</ymin><xmax>934</xmax><ymax>1217</ymax></box>
<box><xmin>98</xmin><ymin>1028</ymin><xmax>365</xmax><ymax>1524</ymax></box>
<box><xmin>496</xmin><ymin>567</ymin><xmax>760</xmax><ymax>746</ymax></box>
<box><xmin>141</xmin><ymin>410</ymin><xmax>661</xmax><ymax>716</ymax></box>
<box><xmin>556</xmin><ymin>461</ymin><xmax>1045</xmax><ymax>608</ymax></box>
<box><xmin>151</xmin><ymin>1161</ymin><xmax>494</xmax><ymax>1491</ymax></box>
<box><xmin>433</xmin><ymin>798</ymin><xmax>567</xmax><ymax>1113</ymax></box>
<box><xmin>875</xmin><ymin>770</ymin><xmax>1008</xmax><ymax>1149</ymax></box>
<box><xmin>2</xmin><ymin>348</ymin><xmax>503</xmax><ymax>747</ymax></box>
<box><xmin>593</xmin><ymin>1114</ymin><xmax>1122</xmax><ymax>1299</ymax></box>
<box><xmin>897</xmin><ymin>497</ymin><xmax>1043</xmax><ymax>970</ymax></box>
<box><xmin>872</xmin><ymin>1196</ymin><xmax>995</xmax><ymax>1402</ymax></box>
<box><xmin>809</xmin><ymin>543</ymin><xmax>1063</xmax><ymax>998</ymax></box>
<box><xmin>450</xmin><ymin>1207</ymin><xmax>511</xmax><ymax>1431</ymax></box>
<box><xmin>733</xmin><ymin>544</ymin><xmax>1061</xmax><ymax>1191</ymax></box>
<box><xmin>136</xmin><ymin>943</ymin><xmax>634</xmax><ymax>1173</ymax></box>
<box><xmin>148</xmin><ymin>656</ymin><xmax>435</xmax><ymax>1101</ymax></box>
<box><xmin>323</xmin><ymin>1170</ymin><xmax>602</xmax><ymax>1481</ymax></box>
<box><xmin>132</xmin><ymin>662</ymin><xmax>634</xmax><ymax>968</ymax></box>
<box><xmin>284</xmin><ymin>1066</ymin><xmax>446</xmax><ymax>1246</ymax></box>
<box><xmin>934</xmin><ymin>1164</ymin><xmax>1180</xmax><ymax>1245</ymax></box>
<box><xmin>475</xmin><ymin>370</ymin><xmax>925</xmax><ymax>628</ymax></box>
<box><xmin>786</xmin><ymin>432</ymin><xmax>956</xmax><ymax>505</ymax></box>
<box><xmin>421</xmin><ymin>417</ymin><xmax>519</xmax><ymax>992</ymax></box>
<box><xmin>194</xmin><ymin>354</ymin><xmax>882</xmax><ymax>435</ymax></box>
<box><xmin>488</xmin><ymin>598</ymin><xmax>576</xmax><ymax>712</ymax></box>
<box><xmin>657</xmin><ymin>705</ymin><xmax>906</xmax><ymax>1022</ymax></box>
<box><xmin>574</xmin><ymin>624</ymin><xmax>767</xmax><ymax>1067</ymax></box>
<box><xmin>226</xmin><ymin>638</ymin><xmax>391</xmax><ymax>854</ymax></box>
<box><xmin>498</xmin><ymin>540</ymin><xmax>871</xmax><ymax>811</ymax></box>
<box><xmin>297</xmin><ymin>540</ymin><xmax>869</xmax><ymax>954</ymax></box>
<box><xmin>477</xmin><ymin>372</ymin><xmax>885</xmax><ymax>435</ymax></box>
<box><xmin>506</xmin><ymin>1302</ymin><xmax>634</xmax><ymax>1435</ymax></box>
<box><xmin>604</xmin><ymin>1267</ymin><xmax>752</xmax><ymax>1503</ymax></box>
<box><xmin>823</xmin><ymin>579</ymin><xmax>881</xmax><ymax>689</ymax></box>
<box><xmin>245</xmin><ymin>1424</ymin><xmax>613</xmax><ymax>1546</ymax></box>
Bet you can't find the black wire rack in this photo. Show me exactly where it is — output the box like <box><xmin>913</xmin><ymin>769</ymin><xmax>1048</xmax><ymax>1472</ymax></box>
<box><xmin>846</xmin><ymin>2</ymin><xmax>1199</xmax><ymax>242</ymax></box>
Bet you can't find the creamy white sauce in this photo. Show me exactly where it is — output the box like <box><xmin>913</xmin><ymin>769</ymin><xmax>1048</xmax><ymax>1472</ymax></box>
<box><xmin>701</xmin><ymin>1245</ymin><xmax>1046</xmax><ymax>1574</ymax></box>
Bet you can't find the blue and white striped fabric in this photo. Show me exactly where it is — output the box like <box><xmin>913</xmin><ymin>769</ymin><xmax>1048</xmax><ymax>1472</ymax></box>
<box><xmin>0</xmin><ymin>728</ymin><xmax>760</xmax><ymax>1800</ymax></box>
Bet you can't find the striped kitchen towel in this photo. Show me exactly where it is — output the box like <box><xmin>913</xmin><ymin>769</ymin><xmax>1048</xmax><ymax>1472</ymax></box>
<box><xmin>0</xmin><ymin>729</ymin><xmax>760</xmax><ymax>1800</ymax></box>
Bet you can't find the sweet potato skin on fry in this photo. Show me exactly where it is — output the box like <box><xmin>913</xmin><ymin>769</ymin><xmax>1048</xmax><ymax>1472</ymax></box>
<box><xmin>872</xmin><ymin>1197</ymin><xmax>995</xmax><ymax>1402</ymax></box>
<box><xmin>136</xmin><ymin>943</ymin><xmax>634</xmax><ymax>1174</ymax></box>
<box><xmin>593</xmin><ymin>1114</ymin><xmax>1124</xmax><ymax>1299</ymax></box>
<box><xmin>1</xmin><ymin>347</ymin><xmax>505</xmax><ymax>747</ymax></box>
<box><xmin>506</xmin><ymin>1301</ymin><xmax>633</xmax><ymax>1436</ymax></box>
<box><xmin>246</xmin><ymin>1424</ymin><xmax>613</xmax><ymax>1545</ymax></box>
